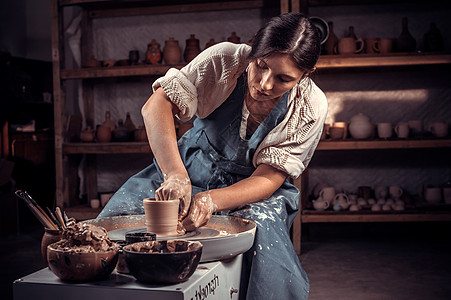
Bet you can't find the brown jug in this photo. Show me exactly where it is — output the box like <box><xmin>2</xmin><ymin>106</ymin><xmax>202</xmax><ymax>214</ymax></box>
<box><xmin>96</xmin><ymin>124</ymin><xmax>112</xmax><ymax>143</ymax></box>
<box><xmin>102</xmin><ymin>111</ymin><xmax>116</xmax><ymax>132</ymax></box>
<box><xmin>324</xmin><ymin>22</ymin><xmax>338</xmax><ymax>55</ymax></box>
<box><xmin>80</xmin><ymin>126</ymin><xmax>95</xmax><ymax>142</ymax></box>
<box><xmin>145</xmin><ymin>39</ymin><xmax>162</xmax><ymax>64</ymax></box>
<box><xmin>163</xmin><ymin>37</ymin><xmax>181</xmax><ymax>65</ymax></box>
<box><xmin>346</xmin><ymin>26</ymin><xmax>357</xmax><ymax>40</ymax></box>
<box><xmin>184</xmin><ymin>34</ymin><xmax>201</xmax><ymax>63</ymax></box>
<box><xmin>124</xmin><ymin>112</ymin><xmax>136</xmax><ymax>141</ymax></box>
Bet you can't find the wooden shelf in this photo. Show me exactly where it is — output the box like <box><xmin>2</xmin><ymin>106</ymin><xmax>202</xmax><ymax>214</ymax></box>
<box><xmin>317</xmin><ymin>138</ymin><xmax>451</xmax><ymax>150</ymax></box>
<box><xmin>301</xmin><ymin>210</ymin><xmax>451</xmax><ymax>223</ymax></box>
<box><xmin>60</xmin><ymin>53</ymin><xmax>451</xmax><ymax>80</ymax></box>
<box><xmin>63</xmin><ymin>142</ymin><xmax>151</xmax><ymax>154</ymax></box>
<box><xmin>317</xmin><ymin>53</ymin><xmax>451</xmax><ymax>69</ymax></box>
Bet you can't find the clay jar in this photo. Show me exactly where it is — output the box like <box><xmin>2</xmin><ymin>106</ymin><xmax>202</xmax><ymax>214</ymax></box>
<box><xmin>80</xmin><ymin>126</ymin><xmax>95</xmax><ymax>142</ymax></box>
<box><xmin>163</xmin><ymin>37</ymin><xmax>181</xmax><ymax>65</ymax></box>
<box><xmin>145</xmin><ymin>39</ymin><xmax>162</xmax><ymax>64</ymax></box>
<box><xmin>97</xmin><ymin>111</ymin><xmax>115</xmax><ymax>143</ymax></box>
<box><xmin>396</xmin><ymin>17</ymin><xmax>416</xmax><ymax>52</ymax></box>
<box><xmin>134</xmin><ymin>125</ymin><xmax>147</xmax><ymax>142</ymax></box>
<box><xmin>113</xmin><ymin>119</ymin><xmax>129</xmax><ymax>142</ymax></box>
<box><xmin>227</xmin><ymin>32</ymin><xmax>241</xmax><ymax>44</ymax></box>
<box><xmin>143</xmin><ymin>198</ymin><xmax>179</xmax><ymax>236</ymax></box>
<box><xmin>41</xmin><ymin>228</ymin><xmax>62</xmax><ymax>264</ymax></box>
<box><xmin>124</xmin><ymin>112</ymin><xmax>136</xmax><ymax>140</ymax></box>
<box><xmin>337</xmin><ymin>37</ymin><xmax>364</xmax><ymax>54</ymax></box>
<box><xmin>184</xmin><ymin>34</ymin><xmax>201</xmax><ymax>63</ymax></box>
<box><xmin>349</xmin><ymin>113</ymin><xmax>374</xmax><ymax>139</ymax></box>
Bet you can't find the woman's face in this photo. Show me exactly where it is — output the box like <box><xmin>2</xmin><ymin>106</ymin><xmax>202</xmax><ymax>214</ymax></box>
<box><xmin>247</xmin><ymin>53</ymin><xmax>306</xmax><ymax>102</ymax></box>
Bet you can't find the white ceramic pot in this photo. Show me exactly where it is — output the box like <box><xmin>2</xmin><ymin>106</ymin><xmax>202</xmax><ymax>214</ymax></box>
<box><xmin>349</xmin><ymin>113</ymin><xmax>374</xmax><ymax>139</ymax></box>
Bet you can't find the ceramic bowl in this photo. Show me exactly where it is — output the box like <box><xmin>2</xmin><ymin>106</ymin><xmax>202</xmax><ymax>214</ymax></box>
<box><xmin>309</xmin><ymin>16</ymin><xmax>329</xmax><ymax>45</ymax></box>
<box><xmin>123</xmin><ymin>240</ymin><xmax>203</xmax><ymax>283</ymax></box>
<box><xmin>47</xmin><ymin>242</ymin><xmax>120</xmax><ymax>282</ymax></box>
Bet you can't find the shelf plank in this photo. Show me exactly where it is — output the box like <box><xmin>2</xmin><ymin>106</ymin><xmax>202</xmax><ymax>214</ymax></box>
<box><xmin>61</xmin><ymin>64</ymin><xmax>183</xmax><ymax>79</ymax></box>
<box><xmin>317</xmin><ymin>53</ymin><xmax>451</xmax><ymax>69</ymax></box>
<box><xmin>63</xmin><ymin>142</ymin><xmax>151</xmax><ymax>154</ymax></box>
<box><xmin>301</xmin><ymin>211</ymin><xmax>451</xmax><ymax>223</ymax></box>
<box><xmin>317</xmin><ymin>138</ymin><xmax>451</xmax><ymax>150</ymax></box>
<box><xmin>61</xmin><ymin>53</ymin><xmax>451</xmax><ymax>79</ymax></box>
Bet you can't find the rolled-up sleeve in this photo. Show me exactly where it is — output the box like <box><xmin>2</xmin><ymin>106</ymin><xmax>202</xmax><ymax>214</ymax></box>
<box><xmin>152</xmin><ymin>42</ymin><xmax>251</xmax><ymax>122</ymax></box>
<box><xmin>254</xmin><ymin>79</ymin><xmax>328</xmax><ymax>179</ymax></box>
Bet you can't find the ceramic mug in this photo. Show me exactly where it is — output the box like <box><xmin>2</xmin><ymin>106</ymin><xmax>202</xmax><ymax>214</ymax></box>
<box><xmin>389</xmin><ymin>185</ymin><xmax>403</xmax><ymax>199</ymax></box>
<box><xmin>365</xmin><ymin>37</ymin><xmax>380</xmax><ymax>54</ymax></box>
<box><xmin>319</xmin><ymin>187</ymin><xmax>336</xmax><ymax>202</ymax></box>
<box><xmin>395</xmin><ymin>122</ymin><xmax>409</xmax><ymax>138</ymax></box>
<box><xmin>374</xmin><ymin>185</ymin><xmax>388</xmax><ymax>200</ymax></box>
<box><xmin>408</xmin><ymin>120</ymin><xmax>423</xmax><ymax>134</ymax></box>
<box><xmin>377</xmin><ymin>122</ymin><xmax>393</xmax><ymax>139</ymax></box>
<box><xmin>428</xmin><ymin>122</ymin><xmax>448</xmax><ymax>138</ymax></box>
<box><xmin>424</xmin><ymin>187</ymin><xmax>442</xmax><ymax>203</ymax></box>
<box><xmin>333</xmin><ymin>121</ymin><xmax>348</xmax><ymax>139</ymax></box>
<box><xmin>329</xmin><ymin>126</ymin><xmax>345</xmax><ymax>140</ymax></box>
<box><xmin>337</xmin><ymin>37</ymin><xmax>364</xmax><ymax>54</ymax></box>
<box><xmin>374</xmin><ymin>38</ymin><xmax>394</xmax><ymax>54</ymax></box>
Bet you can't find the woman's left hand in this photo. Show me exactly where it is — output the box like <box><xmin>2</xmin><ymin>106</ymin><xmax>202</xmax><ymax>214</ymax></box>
<box><xmin>181</xmin><ymin>191</ymin><xmax>217</xmax><ymax>231</ymax></box>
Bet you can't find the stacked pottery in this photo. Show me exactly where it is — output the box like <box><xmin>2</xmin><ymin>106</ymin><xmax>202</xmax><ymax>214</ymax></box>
<box><xmin>184</xmin><ymin>34</ymin><xmax>201</xmax><ymax>63</ymax></box>
<box><xmin>163</xmin><ymin>37</ymin><xmax>181</xmax><ymax>65</ymax></box>
<box><xmin>349</xmin><ymin>113</ymin><xmax>374</xmax><ymax>139</ymax></box>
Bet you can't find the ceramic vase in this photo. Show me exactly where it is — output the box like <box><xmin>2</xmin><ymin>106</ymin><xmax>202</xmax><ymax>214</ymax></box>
<box><xmin>346</xmin><ymin>26</ymin><xmax>357</xmax><ymax>40</ymax></box>
<box><xmin>349</xmin><ymin>113</ymin><xmax>374</xmax><ymax>139</ymax></box>
<box><xmin>424</xmin><ymin>22</ymin><xmax>443</xmax><ymax>52</ymax></box>
<box><xmin>145</xmin><ymin>39</ymin><xmax>162</xmax><ymax>64</ymax></box>
<box><xmin>396</xmin><ymin>17</ymin><xmax>416</xmax><ymax>52</ymax></box>
<box><xmin>124</xmin><ymin>112</ymin><xmax>136</xmax><ymax>140</ymax></box>
<box><xmin>184</xmin><ymin>34</ymin><xmax>201</xmax><ymax>63</ymax></box>
<box><xmin>227</xmin><ymin>32</ymin><xmax>241</xmax><ymax>44</ymax></box>
<box><xmin>324</xmin><ymin>22</ymin><xmax>338</xmax><ymax>55</ymax></box>
<box><xmin>163</xmin><ymin>37</ymin><xmax>181</xmax><ymax>65</ymax></box>
<box><xmin>102</xmin><ymin>111</ymin><xmax>116</xmax><ymax>132</ymax></box>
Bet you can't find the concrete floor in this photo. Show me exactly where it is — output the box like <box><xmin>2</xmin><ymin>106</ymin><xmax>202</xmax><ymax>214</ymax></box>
<box><xmin>2</xmin><ymin>221</ymin><xmax>451</xmax><ymax>300</ymax></box>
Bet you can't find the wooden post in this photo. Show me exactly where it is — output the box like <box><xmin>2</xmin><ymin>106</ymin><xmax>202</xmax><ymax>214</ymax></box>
<box><xmin>280</xmin><ymin>0</ymin><xmax>289</xmax><ymax>14</ymax></box>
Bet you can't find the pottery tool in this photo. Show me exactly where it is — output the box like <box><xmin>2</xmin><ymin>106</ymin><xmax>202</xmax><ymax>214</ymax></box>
<box><xmin>15</xmin><ymin>190</ymin><xmax>58</xmax><ymax>230</ymax></box>
<box><xmin>55</xmin><ymin>207</ymin><xmax>66</xmax><ymax>230</ymax></box>
<box><xmin>46</xmin><ymin>207</ymin><xmax>63</xmax><ymax>230</ymax></box>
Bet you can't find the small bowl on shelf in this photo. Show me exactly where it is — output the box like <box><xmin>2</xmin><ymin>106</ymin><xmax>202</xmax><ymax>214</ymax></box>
<box><xmin>122</xmin><ymin>240</ymin><xmax>203</xmax><ymax>284</ymax></box>
<box><xmin>47</xmin><ymin>241</ymin><xmax>120</xmax><ymax>282</ymax></box>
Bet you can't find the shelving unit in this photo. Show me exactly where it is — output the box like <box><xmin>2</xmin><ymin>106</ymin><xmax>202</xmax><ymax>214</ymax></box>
<box><xmin>52</xmin><ymin>1</ymin><xmax>451</xmax><ymax>235</ymax></box>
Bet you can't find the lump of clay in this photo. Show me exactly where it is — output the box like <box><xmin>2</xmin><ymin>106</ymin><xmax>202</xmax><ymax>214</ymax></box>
<box><xmin>53</xmin><ymin>223</ymin><xmax>116</xmax><ymax>253</ymax></box>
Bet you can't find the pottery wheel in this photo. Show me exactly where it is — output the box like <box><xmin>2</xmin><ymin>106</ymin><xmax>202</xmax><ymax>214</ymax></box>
<box><xmin>82</xmin><ymin>215</ymin><xmax>256</xmax><ymax>262</ymax></box>
<box><xmin>108</xmin><ymin>226</ymin><xmax>220</xmax><ymax>241</ymax></box>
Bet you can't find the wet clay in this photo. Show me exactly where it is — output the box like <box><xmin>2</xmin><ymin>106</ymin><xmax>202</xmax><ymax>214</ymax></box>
<box><xmin>125</xmin><ymin>240</ymin><xmax>200</xmax><ymax>253</ymax></box>
<box><xmin>143</xmin><ymin>198</ymin><xmax>180</xmax><ymax>236</ymax></box>
<box><xmin>52</xmin><ymin>222</ymin><xmax>117</xmax><ymax>253</ymax></box>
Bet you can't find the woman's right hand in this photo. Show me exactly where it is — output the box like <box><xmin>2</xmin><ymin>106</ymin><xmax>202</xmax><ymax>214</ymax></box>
<box><xmin>155</xmin><ymin>173</ymin><xmax>191</xmax><ymax>220</ymax></box>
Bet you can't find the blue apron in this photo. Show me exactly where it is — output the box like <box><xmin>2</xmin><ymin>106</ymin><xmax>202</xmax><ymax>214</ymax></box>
<box><xmin>99</xmin><ymin>76</ymin><xmax>309</xmax><ymax>299</ymax></box>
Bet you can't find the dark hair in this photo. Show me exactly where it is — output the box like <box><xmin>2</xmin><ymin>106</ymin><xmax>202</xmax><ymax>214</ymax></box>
<box><xmin>248</xmin><ymin>13</ymin><xmax>321</xmax><ymax>72</ymax></box>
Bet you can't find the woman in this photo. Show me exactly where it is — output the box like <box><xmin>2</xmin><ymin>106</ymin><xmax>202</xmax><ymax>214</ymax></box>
<box><xmin>99</xmin><ymin>12</ymin><xmax>327</xmax><ymax>299</ymax></box>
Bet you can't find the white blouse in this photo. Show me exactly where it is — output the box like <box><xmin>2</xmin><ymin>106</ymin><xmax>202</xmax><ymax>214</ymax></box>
<box><xmin>152</xmin><ymin>42</ymin><xmax>328</xmax><ymax>179</ymax></box>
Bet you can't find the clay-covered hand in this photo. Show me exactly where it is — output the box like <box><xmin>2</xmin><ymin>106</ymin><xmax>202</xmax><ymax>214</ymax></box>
<box><xmin>155</xmin><ymin>174</ymin><xmax>191</xmax><ymax>219</ymax></box>
<box><xmin>181</xmin><ymin>191</ymin><xmax>218</xmax><ymax>232</ymax></box>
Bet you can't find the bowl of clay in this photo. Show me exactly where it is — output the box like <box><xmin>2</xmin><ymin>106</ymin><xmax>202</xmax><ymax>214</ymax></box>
<box><xmin>123</xmin><ymin>240</ymin><xmax>203</xmax><ymax>283</ymax></box>
<box><xmin>47</xmin><ymin>241</ymin><xmax>120</xmax><ymax>282</ymax></box>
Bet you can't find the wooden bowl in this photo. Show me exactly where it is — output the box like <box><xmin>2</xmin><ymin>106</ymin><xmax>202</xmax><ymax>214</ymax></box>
<box><xmin>123</xmin><ymin>240</ymin><xmax>203</xmax><ymax>283</ymax></box>
<box><xmin>47</xmin><ymin>241</ymin><xmax>120</xmax><ymax>282</ymax></box>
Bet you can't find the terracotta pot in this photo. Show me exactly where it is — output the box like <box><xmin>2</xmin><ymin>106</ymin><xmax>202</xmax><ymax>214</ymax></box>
<box><xmin>184</xmin><ymin>34</ymin><xmax>201</xmax><ymax>63</ymax></box>
<box><xmin>113</xmin><ymin>119</ymin><xmax>129</xmax><ymax>142</ymax></box>
<box><xmin>163</xmin><ymin>37</ymin><xmax>181</xmax><ymax>65</ymax></box>
<box><xmin>134</xmin><ymin>126</ymin><xmax>147</xmax><ymax>142</ymax></box>
<box><xmin>41</xmin><ymin>228</ymin><xmax>62</xmax><ymax>265</ymax></box>
<box><xmin>145</xmin><ymin>39</ymin><xmax>162</xmax><ymax>64</ymax></box>
<box><xmin>80</xmin><ymin>126</ymin><xmax>95</xmax><ymax>142</ymax></box>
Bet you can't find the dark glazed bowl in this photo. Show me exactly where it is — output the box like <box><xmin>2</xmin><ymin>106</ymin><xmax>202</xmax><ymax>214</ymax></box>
<box><xmin>47</xmin><ymin>242</ymin><xmax>120</xmax><ymax>282</ymax></box>
<box><xmin>123</xmin><ymin>240</ymin><xmax>203</xmax><ymax>284</ymax></box>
